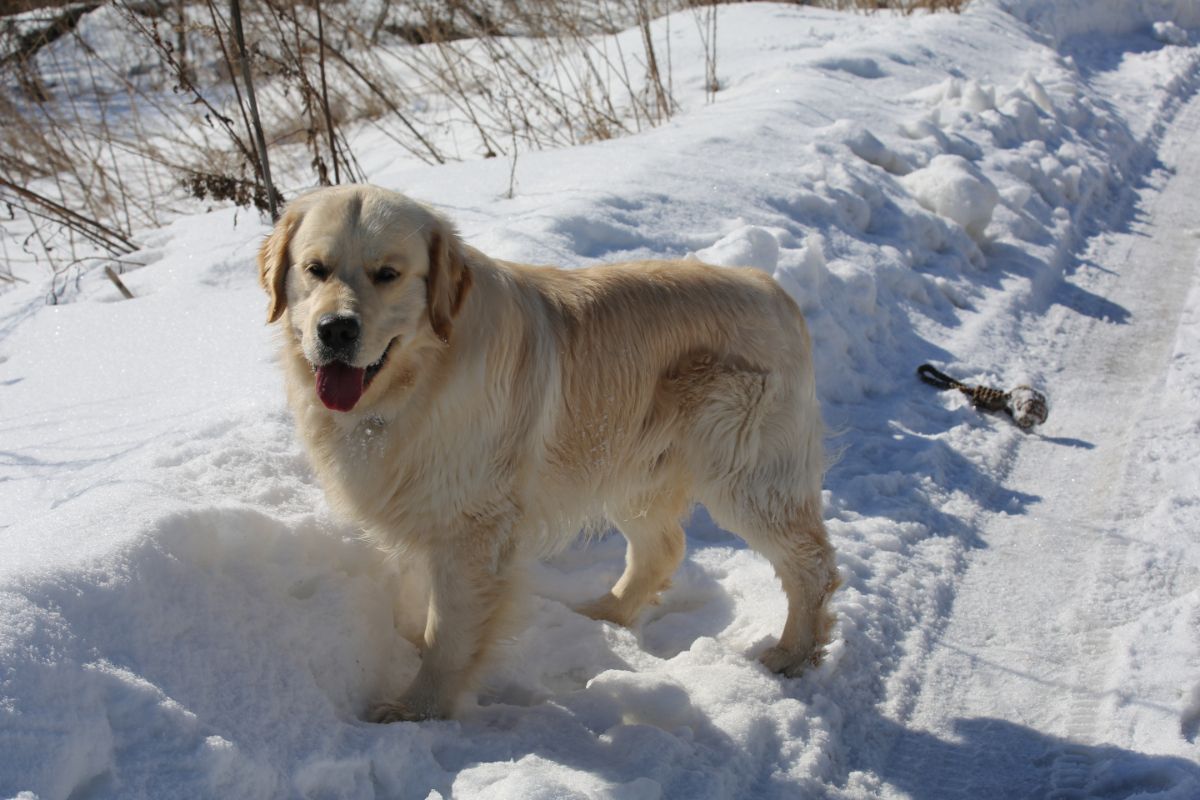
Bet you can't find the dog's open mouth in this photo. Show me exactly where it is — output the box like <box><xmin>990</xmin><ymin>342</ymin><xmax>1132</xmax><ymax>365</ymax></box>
<box><xmin>314</xmin><ymin>339</ymin><xmax>396</xmax><ymax>412</ymax></box>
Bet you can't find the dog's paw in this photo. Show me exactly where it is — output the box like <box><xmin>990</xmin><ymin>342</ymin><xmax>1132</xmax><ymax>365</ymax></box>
<box><xmin>758</xmin><ymin>643</ymin><xmax>821</xmax><ymax>678</ymax></box>
<box><xmin>576</xmin><ymin>593</ymin><xmax>635</xmax><ymax>627</ymax></box>
<box><xmin>366</xmin><ymin>697</ymin><xmax>440</xmax><ymax>724</ymax></box>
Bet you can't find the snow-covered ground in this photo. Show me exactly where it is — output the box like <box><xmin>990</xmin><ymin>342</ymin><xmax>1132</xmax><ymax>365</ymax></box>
<box><xmin>2</xmin><ymin>2</ymin><xmax>1199</xmax><ymax>798</ymax></box>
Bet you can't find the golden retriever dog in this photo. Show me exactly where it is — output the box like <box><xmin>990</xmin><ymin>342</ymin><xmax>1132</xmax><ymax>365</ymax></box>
<box><xmin>258</xmin><ymin>184</ymin><xmax>839</xmax><ymax>722</ymax></box>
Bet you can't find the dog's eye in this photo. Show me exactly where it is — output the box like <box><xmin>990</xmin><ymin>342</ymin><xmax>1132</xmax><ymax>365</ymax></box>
<box><xmin>375</xmin><ymin>266</ymin><xmax>401</xmax><ymax>285</ymax></box>
<box><xmin>306</xmin><ymin>262</ymin><xmax>330</xmax><ymax>281</ymax></box>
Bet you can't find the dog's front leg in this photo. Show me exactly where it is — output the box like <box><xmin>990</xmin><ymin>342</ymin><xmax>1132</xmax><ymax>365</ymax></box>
<box><xmin>368</xmin><ymin>529</ymin><xmax>519</xmax><ymax>723</ymax></box>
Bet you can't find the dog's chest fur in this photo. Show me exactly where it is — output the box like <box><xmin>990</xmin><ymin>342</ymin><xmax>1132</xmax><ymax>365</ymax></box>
<box><xmin>287</xmin><ymin>340</ymin><xmax>554</xmax><ymax>549</ymax></box>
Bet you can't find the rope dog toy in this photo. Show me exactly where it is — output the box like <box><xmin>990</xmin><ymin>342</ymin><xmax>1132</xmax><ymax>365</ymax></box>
<box><xmin>917</xmin><ymin>364</ymin><xmax>1048</xmax><ymax>431</ymax></box>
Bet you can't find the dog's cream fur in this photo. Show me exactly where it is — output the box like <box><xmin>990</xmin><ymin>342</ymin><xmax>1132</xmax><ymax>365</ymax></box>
<box><xmin>259</xmin><ymin>185</ymin><xmax>839</xmax><ymax>722</ymax></box>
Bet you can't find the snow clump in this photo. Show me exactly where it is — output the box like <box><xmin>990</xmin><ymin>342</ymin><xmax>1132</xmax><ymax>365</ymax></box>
<box><xmin>901</xmin><ymin>154</ymin><xmax>1000</xmax><ymax>243</ymax></box>
<box><xmin>693</xmin><ymin>225</ymin><xmax>781</xmax><ymax>273</ymax></box>
<box><xmin>1154</xmin><ymin>21</ymin><xmax>1190</xmax><ymax>46</ymax></box>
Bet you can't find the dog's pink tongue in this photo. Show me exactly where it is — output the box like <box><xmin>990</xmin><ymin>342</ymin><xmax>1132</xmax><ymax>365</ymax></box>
<box><xmin>316</xmin><ymin>362</ymin><xmax>365</xmax><ymax>412</ymax></box>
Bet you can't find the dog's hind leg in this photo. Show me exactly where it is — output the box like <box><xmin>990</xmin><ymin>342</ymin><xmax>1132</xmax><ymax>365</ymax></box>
<box><xmin>752</xmin><ymin>507</ymin><xmax>838</xmax><ymax>676</ymax></box>
<box><xmin>673</xmin><ymin>355</ymin><xmax>838</xmax><ymax>675</ymax></box>
<box><xmin>711</xmin><ymin>494</ymin><xmax>838</xmax><ymax>676</ymax></box>
<box><xmin>369</xmin><ymin>528</ymin><xmax>522</xmax><ymax>722</ymax></box>
<box><xmin>577</xmin><ymin>487</ymin><xmax>687</xmax><ymax>627</ymax></box>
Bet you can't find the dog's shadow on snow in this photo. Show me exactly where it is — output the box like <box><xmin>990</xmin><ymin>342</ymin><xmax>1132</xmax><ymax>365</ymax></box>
<box><xmin>430</xmin><ymin>671</ymin><xmax>749</xmax><ymax>798</ymax></box>
<box><xmin>416</xmin><ymin>540</ymin><xmax>747</xmax><ymax>797</ymax></box>
<box><xmin>520</xmin><ymin>527</ymin><xmax>739</xmax><ymax>668</ymax></box>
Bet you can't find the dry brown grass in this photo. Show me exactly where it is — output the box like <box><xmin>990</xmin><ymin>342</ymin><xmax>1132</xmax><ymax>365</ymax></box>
<box><xmin>804</xmin><ymin>0</ymin><xmax>969</xmax><ymax>12</ymax></box>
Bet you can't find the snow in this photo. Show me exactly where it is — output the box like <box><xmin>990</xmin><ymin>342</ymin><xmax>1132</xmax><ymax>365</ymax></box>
<box><xmin>901</xmin><ymin>154</ymin><xmax>999</xmax><ymax>242</ymax></box>
<box><xmin>2</xmin><ymin>2</ymin><xmax>1200</xmax><ymax>798</ymax></box>
<box><xmin>1155</xmin><ymin>21</ymin><xmax>1191</xmax><ymax>46</ymax></box>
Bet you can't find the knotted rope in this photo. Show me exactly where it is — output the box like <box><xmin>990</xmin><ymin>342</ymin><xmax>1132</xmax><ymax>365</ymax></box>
<box><xmin>917</xmin><ymin>364</ymin><xmax>1048</xmax><ymax>431</ymax></box>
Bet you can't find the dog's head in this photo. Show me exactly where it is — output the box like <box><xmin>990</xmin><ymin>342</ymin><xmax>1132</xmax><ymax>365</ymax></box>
<box><xmin>258</xmin><ymin>185</ymin><xmax>471</xmax><ymax>413</ymax></box>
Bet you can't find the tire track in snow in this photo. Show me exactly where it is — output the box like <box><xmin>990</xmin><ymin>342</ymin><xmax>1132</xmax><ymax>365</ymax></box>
<box><xmin>1045</xmin><ymin>86</ymin><xmax>1200</xmax><ymax>799</ymax></box>
<box><xmin>877</xmin><ymin>81</ymin><xmax>1200</xmax><ymax>800</ymax></box>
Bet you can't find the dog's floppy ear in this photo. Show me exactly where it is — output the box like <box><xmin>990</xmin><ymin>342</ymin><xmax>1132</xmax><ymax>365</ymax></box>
<box><xmin>426</xmin><ymin>219</ymin><xmax>472</xmax><ymax>344</ymax></box>
<box><xmin>258</xmin><ymin>206</ymin><xmax>302</xmax><ymax>324</ymax></box>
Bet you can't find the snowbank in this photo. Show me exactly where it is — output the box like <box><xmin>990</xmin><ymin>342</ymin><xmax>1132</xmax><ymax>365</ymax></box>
<box><xmin>1000</xmin><ymin>0</ymin><xmax>1200</xmax><ymax>43</ymax></box>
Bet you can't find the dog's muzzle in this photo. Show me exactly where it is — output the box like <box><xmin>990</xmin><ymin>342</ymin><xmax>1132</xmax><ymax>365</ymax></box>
<box><xmin>311</xmin><ymin>328</ymin><xmax>397</xmax><ymax>413</ymax></box>
<box><xmin>316</xmin><ymin>313</ymin><xmax>361</xmax><ymax>363</ymax></box>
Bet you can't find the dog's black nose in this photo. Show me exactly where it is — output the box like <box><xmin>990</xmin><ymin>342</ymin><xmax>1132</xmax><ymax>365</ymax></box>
<box><xmin>317</xmin><ymin>314</ymin><xmax>360</xmax><ymax>350</ymax></box>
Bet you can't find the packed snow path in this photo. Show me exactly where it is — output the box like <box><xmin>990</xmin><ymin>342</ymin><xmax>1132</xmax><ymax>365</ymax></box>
<box><xmin>879</xmin><ymin>92</ymin><xmax>1200</xmax><ymax>799</ymax></box>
